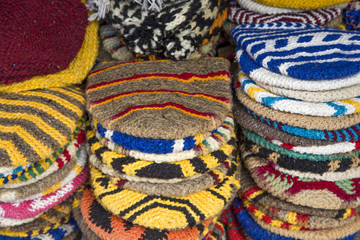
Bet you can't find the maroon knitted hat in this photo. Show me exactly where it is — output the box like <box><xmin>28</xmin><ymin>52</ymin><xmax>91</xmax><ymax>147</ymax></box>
<box><xmin>0</xmin><ymin>0</ymin><xmax>88</xmax><ymax>84</ymax></box>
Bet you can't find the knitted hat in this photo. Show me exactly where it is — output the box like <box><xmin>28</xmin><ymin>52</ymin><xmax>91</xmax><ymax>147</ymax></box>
<box><xmin>236</xmin><ymin>71</ymin><xmax>360</xmax><ymax>117</ymax></box>
<box><xmin>87</xmin><ymin>124</ymin><xmax>237</xmax><ymax>181</ymax></box>
<box><xmin>229</xmin><ymin>2</ymin><xmax>341</xmax><ymax>25</ymax></box>
<box><xmin>86</xmin><ymin>58</ymin><xmax>232</xmax><ymax>140</ymax></box>
<box><xmin>73</xmin><ymin>187</ymin><xmax>219</xmax><ymax>240</ymax></box>
<box><xmin>346</xmin><ymin>0</ymin><xmax>360</xmax><ymax>30</ymax></box>
<box><xmin>0</xmin><ymin>121</ymin><xmax>85</xmax><ymax>187</ymax></box>
<box><xmin>0</xmin><ymin>19</ymin><xmax>98</xmax><ymax>94</ymax></box>
<box><xmin>100</xmin><ymin>0</ymin><xmax>227</xmax><ymax>60</ymax></box>
<box><xmin>221</xmin><ymin>207</ymin><xmax>247</xmax><ymax>240</ymax></box>
<box><xmin>0</xmin><ymin>86</ymin><xmax>85</xmax><ymax>168</ymax></box>
<box><xmin>232</xmin><ymin>22</ymin><xmax>360</xmax><ymax>91</ymax></box>
<box><xmin>62</xmin><ymin>230</ymin><xmax>81</xmax><ymax>240</ymax></box>
<box><xmin>244</xmin><ymin>153</ymin><xmax>360</xmax><ymax>210</ymax></box>
<box><xmin>204</xmin><ymin>218</ymin><xmax>226</xmax><ymax>240</ymax></box>
<box><xmin>253</xmin><ymin>80</ymin><xmax>360</xmax><ymax>102</ymax></box>
<box><xmin>251</xmin><ymin>0</ymin><xmax>349</xmax><ymax>9</ymax></box>
<box><xmin>91</xmin><ymin>113</ymin><xmax>234</xmax><ymax>156</ymax></box>
<box><xmin>90</xmin><ymin>161</ymin><xmax>239</xmax><ymax>230</ymax></box>
<box><xmin>0</xmin><ymin>0</ymin><xmax>88</xmax><ymax>85</ymax></box>
<box><xmin>245</xmin><ymin>140</ymin><xmax>360</xmax><ymax>175</ymax></box>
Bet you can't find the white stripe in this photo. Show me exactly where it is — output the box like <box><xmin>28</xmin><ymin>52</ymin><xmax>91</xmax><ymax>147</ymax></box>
<box><xmin>173</xmin><ymin>139</ymin><xmax>185</xmax><ymax>153</ymax></box>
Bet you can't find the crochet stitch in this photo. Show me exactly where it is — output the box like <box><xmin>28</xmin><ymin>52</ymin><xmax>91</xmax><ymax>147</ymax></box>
<box><xmin>90</xmin><ymin>161</ymin><xmax>240</xmax><ymax>230</ymax></box>
<box><xmin>252</xmin><ymin>0</ymin><xmax>349</xmax><ymax>9</ymax></box>
<box><xmin>0</xmin><ymin>0</ymin><xmax>88</xmax><ymax>84</ymax></box>
<box><xmin>104</xmin><ymin>0</ymin><xmax>227</xmax><ymax>60</ymax></box>
<box><xmin>346</xmin><ymin>0</ymin><xmax>360</xmax><ymax>30</ymax></box>
<box><xmin>229</xmin><ymin>2</ymin><xmax>341</xmax><ymax>25</ymax></box>
<box><xmin>86</xmin><ymin>59</ymin><xmax>232</xmax><ymax>139</ymax></box>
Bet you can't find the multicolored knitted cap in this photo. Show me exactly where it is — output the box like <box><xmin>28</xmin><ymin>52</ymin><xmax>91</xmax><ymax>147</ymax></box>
<box><xmin>73</xmin><ymin>187</ymin><xmax>219</xmax><ymax>240</ymax></box>
<box><xmin>0</xmin><ymin>87</ymin><xmax>85</xmax><ymax>168</ymax></box>
<box><xmin>0</xmin><ymin>0</ymin><xmax>87</xmax><ymax>85</ymax></box>
<box><xmin>251</xmin><ymin>0</ymin><xmax>349</xmax><ymax>9</ymax></box>
<box><xmin>229</xmin><ymin>1</ymin><xmax>341</xmax><ymax>25</ymax></box>
<box><xmin>98</xmin><ymin>0</ymin><xmax>227</xmax><ymax>60</ymax></box>
<box><xmin>86</xmin><ymin>59</ymin><xmax>232</xmax><ymax>140</ymax></box>
<box><xmin>90</xmin><ymin>160</ymin><xmax>239</xmax><ymax>230</ymax></box>
<box><xmin>346</xmin><ymin>0</ymin><xmax>360</xmax><ymax>30</ymax></box>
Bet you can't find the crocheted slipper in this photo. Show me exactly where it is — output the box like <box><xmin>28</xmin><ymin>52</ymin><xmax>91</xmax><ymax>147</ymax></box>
<box><xmin>101</xmin><ymin>0</ymin><xmax>227</xmax><ymax>60</ymax></box>
<box><xmin>86</xmin><ymin>58</ymin><xmax>232</xmax><ymax>140</ymax></box>
<box><xmin>87</xmin><ymin>124</ymin><xmax>236</xmax><ymax>181</ymax></box>
<box><xmin>0</xmin><ymin>20</ymin><xmax>98</xmax><ymax>94</ymax></box>
<box><xmin>90</xmin><ymin>161</ymin><xmax>240</xmax><ymax>230</ymax></box>
<box><xmin>232</xmin><ymin>22</ymin><xmax>360</xmax><ymax>91</ymax></box>
<box><xmin>229</xmin><ymin>1</ymin><xmax>341</xmax><ymax>25</ymax></box>
<box><xmin>73</xmin><ymin>187</ymin><xmax>219</xmax><ymax>240</ymax></box>
<box><xmin>0</xmin><ymin>0</ymin><xmax>88</xmax><ymax>85</ymax></box>
<box><xmin>244</xmin><ymin>153</ymin><xmax>360</xmax><ymax>210</ymax></box>
<box><xmin>0</xmin><ymin>122</ymin><xmax>84</xmax><ymax>187</ymax></box>
<box><xmin>245</xmin><ymin>140</ymin><xmax>360</xmax><ymax>175</ymax></box>
<box><xmin>0</xmin><ymin>87</ymin><xmax>85</xmax><ymax>168</ymax></box>
<box><xmin>237</xmin><ymin>71</ymin><xmax>360</xmax><ymax>117</ymax></box>
<box><xmin>251</xmin><ymin>0</ymin><xmax>349</xmax><ymax>10</ymax></box>
<box><xmin>91</xmin><ymin>113</ymin><xmax>234</xmax><ymax>156</ymax></box>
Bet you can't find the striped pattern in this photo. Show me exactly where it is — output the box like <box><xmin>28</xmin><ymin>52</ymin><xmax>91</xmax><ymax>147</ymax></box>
<box><xmin>90</xmin><ymin>161</ymin><xmax>240</xmax><ymax>230</ymax></box>
<box><xmin>229</xmin><ymin>2</ymin><xmax>341</xmax><ymax>25</ymax></box>
<box><xmin>86</xmin><ymin>59</ymin><xmax>232</xmax><ymax>139</ymax></box>
<box><xmin>237</xmin><ymin>71</ymin><xmax>360</xmax><ymax>117</ymax></box>
<box><xmin>236</xmin><ymin>0</ymin><xmax>308</xmax><ymax>15</ymax></box>
<box><xmin>87</xmin><ymin>122</ymin><xmax>236</xmax><ymax>180</ymax></box>
<box><xmin>92</xmin><ymin>114</ymin><xmax>234</xmax><ymax>155</ymax></box>
<box><xmin>253</xmin><ymin>0</ymin><xmax>349</xmax><ymax>9</ymax></box>
<box><xmin>232</xmin><ymin>22</ymin><xmax>360</xmax><ymax>80</ymax></box>
<box><xmin>0</xmin><ymin>87</ymin><xmax>85</xmax><ymax>167</ymax></box>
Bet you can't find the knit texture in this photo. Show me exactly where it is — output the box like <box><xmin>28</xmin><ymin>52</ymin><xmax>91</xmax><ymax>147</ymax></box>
<box><xmin>0</xmin><ymin>20</ymin><xmax>98</xmax><ymax>94</ymax></box>
<box><xmin>0</xmin><ymin>0</ymin><xmax>88</xmax><ymax>84</ymax></box>
<box><xmin>0</xmin><ymin>120</ymin><xmax>84</xmax><ymax>187</ymax></box>
<box><xmin>0</xmin><ymin>87</ymin><xmax>85</xmax><ymax>168</ymax></box>
<box><xmin>244</xmin><ymin>153</ymin><xmax>360</xmax><ymax>210</ymax></box>
<box><xmin>104</xmin><ymin>0</ymin><xmax>227</xmax><ymax>60</ymax></box>
<box><xmin>252</xmin><ymin>0</ymin><xmax>349</xmax><ymax>9</ymax></box>
<box><xmin>86</xmin><ymin>59</ymin><xmax>232</xmax><ymax>139</ymax></box>
<box><xmin>92</xmin><ymin>114</ymin><xmax>234</xmax><ymax>155</ymax></box>
<box><xmin>73</xmin><ymin>187</ymin><xmax>218</xmax><ymax>240</ymax></box>
<box><xmin>235</xmin><ymin>0</ymin><xmax>308</xmax><ymax>14</ymax></box>
<box><xmin>346</xmin><ymin>0</ymin><xmax>360</xmax><ymax>30</ymax></box>
<box><xmin>87</xmin><ymin>123</ymin><xmax>236</xmax><ymax>180</ymax></box>
<box><xmin>221</xmin><ymin>206</ymin><xmax>247</xmax><ymax>240</ymax></box>
<box><xmin>229</xmin><ymin>2</ymin><xmax>341</xmax><ymax>25</ymax></box>
<box><xmin>237</xmin><ymin>71</ymin><xmax>360</xmax><ymax>117</ymax></box>
<box><xmin>90</xmin><ymin>160</ymin><xmax>240</xmax><ymax>230</ymax></box>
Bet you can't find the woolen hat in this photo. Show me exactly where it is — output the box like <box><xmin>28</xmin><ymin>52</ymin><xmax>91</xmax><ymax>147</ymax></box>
<box><xmin>250</xmin><ymin>0</ymin><xmax>349</xmax><ymax>9</ymax></box>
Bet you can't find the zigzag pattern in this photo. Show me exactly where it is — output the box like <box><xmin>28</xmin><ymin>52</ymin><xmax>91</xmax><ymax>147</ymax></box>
<box><xmin>232</xmin><ymin>22</ymin><xmax>360</xmax><ymax>80</ymax></box>
<box><xmin>90</xmin><ymin>161</ymin><xmax>240</xmax><ymax>230</ymax></box>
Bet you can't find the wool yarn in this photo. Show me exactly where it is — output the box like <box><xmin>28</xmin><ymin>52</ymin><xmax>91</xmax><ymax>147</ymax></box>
<box><xmin>92</xmin><ymin>113</ymin><xmax>234</xmax><ymax>155</ymax></box>
<box><xmin>0</xmin><ymin>20</ymin><xmax>98</xmax><ymax>94</ymax></box>
<box><xmin>229</xmin><ymin>2</ymin><xmax>341</xmax><ymax>25</ymax></box>
<box><xmin>90</xmin><ymin>160</ymin><xmax>240</xmax><ymax>230</ymax></box>
<box><xmin>73</xmin><ymin>187</ymin><xmax>219</xmax><ymax>240</ymax></box>
<box><xmin>245</xmin><ymin>140</ymin><xmax>360</xmax><ymax>174</ymax></box>
<box><xmin>234</xmin><ymin>105</ymin><xmax>334</xmax><ymax>147</ymax></box>
<box><xmin>0</xmin><ymin>86</ymin><xmax>85</xmax><ymax>168</ymax></box>
<box><xmin>244</xmin><ymin>153</ymin><xmax>360</xmax><ymax>210</ymax></box>
<box><xmin>204</xmin><ymin>218</ymin><xmax>226</xmax><ymax>240</ymax></box>
<box><xmin>87</xmin><ymin>123</ymin><xmax>237</xmax><ymax>181</ymax></box>
<box><xmin>62</xmin><ymin>230</ymin><xmax>80</xmax><ymax>240</ymax></box>
<box><xmin>346</xmin><ymin>0</ymin><xmax>360</xmax><ymax>30</ymax></box>
<box><xmin>221</xmin><ymin>206</ymin><xmax>247</xmax><ymax>240</ymax></box>
<box><xmin>0</xmin><ymin>120</ymin><xmax>84</xmax><ymax>187</ymax></box>
<box><xmin>103</xmin><ymin>0</ymin><xmax>227</xmax><ymax>60</ymax></box>
<box><xmin>0</xmin><ymin>0</ymin><xmax>88</xmax><ymax>84</ymax></box>
<box><xmin>86</xmin><ymin>58</ymin><xmax>232</xmax><ymax>139</ymax></box>
<box><xmin>254</xmin><ymin>80</ymin><xmax>360</xmax><ymax>102</ymax></box>
<box><xmin>252</xmin><ymin>0</ymin><xmax>349</xmax><ymax>10</ymax></box>
<box><xmin>237</xmin><ymin>72</ymin><xmax>360</xmax><ymax>117</ymax></box>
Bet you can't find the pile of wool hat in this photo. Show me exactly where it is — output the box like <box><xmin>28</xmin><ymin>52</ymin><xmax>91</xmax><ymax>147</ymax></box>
<box><xmin>231</xmin><ymin>21</ymin><xmax>360</xmax><ymax>240</ymax></box>
<box><xmin>75</xmin><ymin>57</ymin><xmax>240</xmax><ymax>240</ymax></box>
<box><xmin>0</xmin><ymin>0</ymin><xmax>99</xmax><ymax>239</ymax></box>
<box><xmin>88</xmin><ymin>0</ymin><xmax>228</xmax><ymax>61</ymax></box>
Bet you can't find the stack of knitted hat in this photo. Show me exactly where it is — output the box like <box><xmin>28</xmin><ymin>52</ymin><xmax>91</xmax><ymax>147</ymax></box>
<box><xmin>90</xmin><ymin>0</ymin><xmax>228</xmax><ymax>61</ymax></box>
<box><xmin>0</xmin><ymin>0</ymin><xmax>99</xmax><ymax>239</ymax></box>
<box><xmin>226</xmin><ymin>0</ymin><xmax>348</xmax><ymax>38</ymax></box>
<box><xmin>73</xmin><ymin>58</ymin><xmax>240</xmax><ymax>240</ymax></box>
<box><xmin>231</xmin><ymin>22</ymin><xmax>360</xmax><ymax>239</ymax></box>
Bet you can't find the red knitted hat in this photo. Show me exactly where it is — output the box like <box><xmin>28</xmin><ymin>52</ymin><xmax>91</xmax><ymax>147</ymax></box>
<box><xmin>0</xmin><ymin>0</ymin><xmax>88</xmax><ymax>84</ymax></box>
